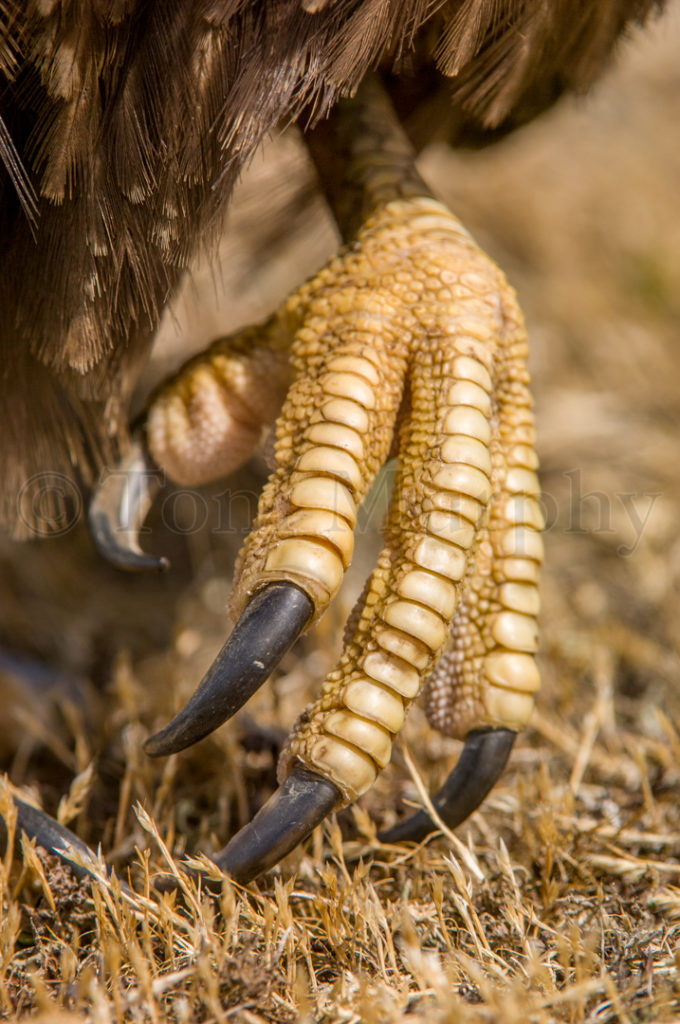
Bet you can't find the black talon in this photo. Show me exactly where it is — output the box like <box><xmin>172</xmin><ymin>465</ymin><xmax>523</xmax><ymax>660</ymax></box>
<box><xmin>212</xmin><ymin>766</ymin><xmax>341</xmax><ymax>884</ymax></box>
<box><xmin>144</xmin><ymin>583</ymin><xmax>314</xmax><ymax>757</ymax></box>
<box><xmin>378</xmin><ymin>727</ymin><xmax>516</xmax><ymax>846</ymax></box>
<box><xmin>88</xmin><ymin>433</ymin><xmax>167</xmax><ymax>572</ymax></box>
<box><xmin>2</xmin><ymin>797</ymin><xmax>130</xmax><ymax>894</ymax></box>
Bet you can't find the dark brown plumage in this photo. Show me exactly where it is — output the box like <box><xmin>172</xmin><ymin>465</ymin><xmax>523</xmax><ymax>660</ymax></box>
<box><xmin>0</xmin><ymin>0</ymin><xmax>665</xmax><ymax>537</ymax></box>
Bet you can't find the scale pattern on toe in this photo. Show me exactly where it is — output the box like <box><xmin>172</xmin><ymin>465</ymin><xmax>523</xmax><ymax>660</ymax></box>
<box><xmin>145</xmin><ymin>191</ymin><xmax>544</xmax><ymax>808</ymax></box>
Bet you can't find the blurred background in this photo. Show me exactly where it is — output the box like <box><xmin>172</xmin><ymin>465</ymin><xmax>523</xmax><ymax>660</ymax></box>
<box><xmin>1</xmin><ymin>3</ymin><xmax>679</xmax><ymax>865</ymax></box>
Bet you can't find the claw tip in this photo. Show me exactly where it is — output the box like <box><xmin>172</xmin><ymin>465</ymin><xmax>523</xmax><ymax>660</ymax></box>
<box><xmin>143</xmin><ymin>583</ymin><xmax>314</xmax><ymax>756</ymax></box>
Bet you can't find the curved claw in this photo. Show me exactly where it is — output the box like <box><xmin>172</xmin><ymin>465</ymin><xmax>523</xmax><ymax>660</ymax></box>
<box><xmin>144</xmin><ymin>582</ymin><xmax>314</xmax><ymax>757</ymax></box>
<box><xmin>88</xmin><ymin>433</ymin><xmax>167</xmax><ymax>572</ymax></box>
<box><xmin>2</xmin><ymin>797</ymin><xmax>130</xmax><ymax>894</ymax></box>
<box><xmin>212</xmin><ymin>766</ymin><xmax>340</xmax><ymax>884</ymax></box>
<box><xmin>378</xmin><ymin>727</ymin><xmax>516</xmax><ymax>846</ymax></box>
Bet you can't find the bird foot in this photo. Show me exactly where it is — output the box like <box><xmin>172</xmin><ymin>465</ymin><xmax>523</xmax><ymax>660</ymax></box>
<box><xmin>86</xmin><ymin>79</ymin><xmax>544</xmax><ymax>883</ymax></box>
<box><xmin>91</xmin><ymin>189</ymin><xmax>543</xmax><ymax>880</ymax></box>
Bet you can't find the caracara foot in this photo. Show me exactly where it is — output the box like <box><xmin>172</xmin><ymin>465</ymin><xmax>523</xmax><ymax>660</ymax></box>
<box><xmin>91</xmin><ymin>195</ymin><xmax>543</xmax><ymax>882</ymax></box>
<box><xmin>87</xmin><ymin>80</ymin><xmax>544</xmax><ymax>885</ymax></box>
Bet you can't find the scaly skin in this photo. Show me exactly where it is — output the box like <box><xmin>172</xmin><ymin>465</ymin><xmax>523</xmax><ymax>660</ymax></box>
<box><xmin>146</xmin><ymin>190</ymin><xmax>544</xmax><ymax>805</ymax></box>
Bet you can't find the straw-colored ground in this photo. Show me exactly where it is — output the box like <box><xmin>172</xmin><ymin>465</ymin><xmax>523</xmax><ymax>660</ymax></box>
<box><xmin>2</xmin><ymin>6</ymin><xmax>680</xmax><ymax>1021</ymax></box>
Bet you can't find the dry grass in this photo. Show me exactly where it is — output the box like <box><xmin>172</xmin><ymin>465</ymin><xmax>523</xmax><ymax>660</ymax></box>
<box><xmin>2</xmin><ymin>6</ymin><xmax>680</xmax><ymax>1022</ymax></box>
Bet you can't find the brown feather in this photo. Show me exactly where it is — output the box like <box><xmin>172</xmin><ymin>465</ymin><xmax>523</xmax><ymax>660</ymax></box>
<box><xmin>0</xmin><ymin>0</ymin><xmax>666</xmax><ymax>537</ymax></box>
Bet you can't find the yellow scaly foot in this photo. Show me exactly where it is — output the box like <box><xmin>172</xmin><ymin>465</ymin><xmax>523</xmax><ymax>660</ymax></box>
<box><xmin>90</xmin><ymin>77</ymin><xmax>544</xmax><ymax>881</ymax></box>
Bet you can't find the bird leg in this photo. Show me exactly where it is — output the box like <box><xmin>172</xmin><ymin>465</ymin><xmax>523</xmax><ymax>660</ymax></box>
<box><xmin>91</xmin><ymin>77</ymin><xmax>544</xmax><ymax>882</ymax></box>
